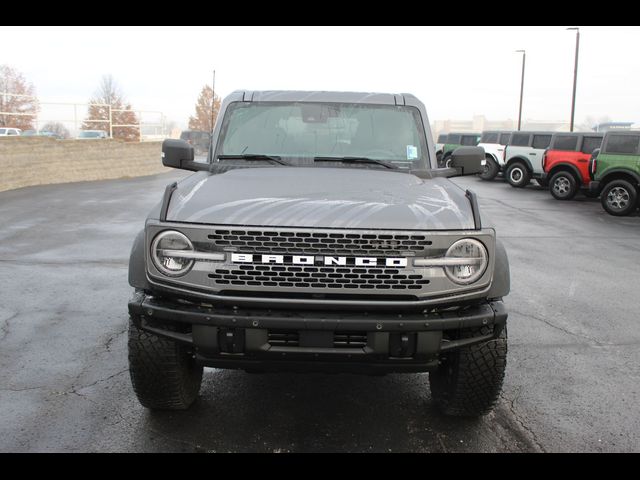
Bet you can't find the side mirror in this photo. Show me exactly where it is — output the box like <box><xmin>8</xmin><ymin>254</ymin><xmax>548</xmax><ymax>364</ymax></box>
<box><xmin>448</xmin><ymin>146</ymin><xmax>485</xmax><ymax>176</ymax></box>
<box><xmin>162</xmin><ymin>139</ymin><xmax>208</xmax><ymax>171</ymax></box>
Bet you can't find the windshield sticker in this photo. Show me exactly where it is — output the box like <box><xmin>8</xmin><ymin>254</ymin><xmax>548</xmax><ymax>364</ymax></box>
<box><xmin>406</xmin><ymin>145</ymin><xmax>418</xmax><ymax>160</ymax></box>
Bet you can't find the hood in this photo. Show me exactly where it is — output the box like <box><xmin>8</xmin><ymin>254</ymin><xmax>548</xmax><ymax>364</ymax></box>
<box><xmin>166</xmin><ymin>167</ymin><xmax>475</xmax><ymax>230</ymax></box>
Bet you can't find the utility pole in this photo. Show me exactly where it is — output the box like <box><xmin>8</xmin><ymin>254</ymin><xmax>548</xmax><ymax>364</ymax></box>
<box><xmin>567</xmin><ymin>27</ymin><xmax>580</xmax><ymax>132</ymax></box>
<box><xmin>516</xmin><ymin>50</ymin><xmax>526</xmax><ymax>131</ymax></box>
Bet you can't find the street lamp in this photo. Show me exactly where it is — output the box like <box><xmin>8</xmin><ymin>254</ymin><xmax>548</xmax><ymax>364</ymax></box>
<box><xmin>567</xmin><ymin>27</ymin><xmax>580</xmax><ymax>132</ymax></box>
<box><xmin>515</xmin><ymin>50</ymin><xmax>526</xmax><ymax>131</ymax></box>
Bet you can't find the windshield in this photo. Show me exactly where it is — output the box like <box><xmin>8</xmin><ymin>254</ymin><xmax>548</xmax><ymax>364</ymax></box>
<box><xmin>214</xmin><ymin>101</ymin><xmax>430</xmax><ymax>170</ymax></box>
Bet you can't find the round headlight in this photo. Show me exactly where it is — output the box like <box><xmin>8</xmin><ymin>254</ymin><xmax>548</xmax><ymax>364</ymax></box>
<box><xmin>444</xmin><ymin>238</ymin><xmax>488</xmax><ymax>285</ymax></box>
<box><xmin>151</xmin><ymin>230</ymin><xmax>195</xmax><ymax>277</ymax></box>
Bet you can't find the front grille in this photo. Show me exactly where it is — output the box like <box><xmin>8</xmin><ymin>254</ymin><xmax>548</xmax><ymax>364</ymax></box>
<box><xmin>267</xmin><ymin>330</ymin><xmax>368</xmax><ymax>349</ymax></box>
<box><xmin>207</xmin><ymin>229</ymin><xmax>432</xmax><ymax>257</ymax></box>
<box><xmin>209</xmin><ymin>265</ymin><xmax>430</xmax><ymax>290</ymax></box>
<box><xmin>333</xmin><ymin>332</ymin><xmax>368</xmax><ymax>348</ymax></box>
<box><xmin>268</xmin><ymin>330</ymin><xmax>299</xmax><ymax>347</ymax></box>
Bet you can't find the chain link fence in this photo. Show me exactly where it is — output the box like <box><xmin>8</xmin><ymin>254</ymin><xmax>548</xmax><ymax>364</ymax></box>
<box><xmin>0</xmin><ymin>92</ymin><xmax>169</xmax><ymax>141</ymax></box>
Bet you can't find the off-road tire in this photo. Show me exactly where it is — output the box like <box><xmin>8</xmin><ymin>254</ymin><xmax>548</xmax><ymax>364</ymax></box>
<box><xmin>600</xmin><ymin>179</ymin><xmax>638</xmax><ymax>216</ymax></box>
<box><xmin>128</xmin><ymin>317</ymin><xmax>203</xmax><ymax>410</ymax></box>
<box><xmin>479</xmin><ymin>156</ymin><xmax>500</xmax><ymax>181</ymax></box>
<box><xmin>505</xmin><ymin>162</ymin><xmax>531</xmax><ymax>188</ymax></box>
<box><xmin>429</xmin><ymin>326</ymin><xmax>507</xmax><ymax>417</ymax></box>
<box><xmin>549</xmin><ymin>171</ymin><xmax>579</xmax><ymax>200</ymax></box>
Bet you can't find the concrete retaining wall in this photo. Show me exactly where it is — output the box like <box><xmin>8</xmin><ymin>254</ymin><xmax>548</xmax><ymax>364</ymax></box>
<box><xmin>0</xmin><ymin>137</ymin><xmax>170</xmax><ymax>192</ymax></box>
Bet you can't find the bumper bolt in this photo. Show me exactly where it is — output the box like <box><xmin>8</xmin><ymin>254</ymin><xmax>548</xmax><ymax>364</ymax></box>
<box><xmin>252</xmin><ymin>320</ymin><xmax>259</xmax><ymax>327</ymax></box>
<box><xmin>146</xmin><ymin>309</ymin><xmax>153</xmax><ymax>316</ymax></box>
<box><xmin>376</xmin><ymin>323</ymin><xmax>382</xmax><ymax>330</ymax></box>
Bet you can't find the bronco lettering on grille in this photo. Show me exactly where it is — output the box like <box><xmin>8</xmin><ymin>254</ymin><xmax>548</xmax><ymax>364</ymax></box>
<box><xmin>231</xmin><ymin>253</ymin><xmax>408</xmax><ymax>267</ymax></box>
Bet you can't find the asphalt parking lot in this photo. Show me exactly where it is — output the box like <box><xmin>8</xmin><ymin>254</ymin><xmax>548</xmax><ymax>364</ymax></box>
<box><xmin>1</xmin><ymin>171</ymin><xmax>639</xmax><ymax>452</ymax></box>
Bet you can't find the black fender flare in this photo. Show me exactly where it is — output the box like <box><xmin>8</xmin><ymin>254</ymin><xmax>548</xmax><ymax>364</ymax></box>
<box><xmin>600</xmin><ymin>168</ymin><xmax>640</xmax><ymax>187</ymax></box>
<box><xmin>487</xmin><ymin>238</ymin><xmax>510</xmax><ymax>299</ymax></box>
<box><xmin>548</xmin><ymin>163</ymin><xmax>583</xmax><ymax>183</ymax></box>
<box><xmin>128</xmin><ymin>229</ymin><xmax>150</xmax><ymax>290</ymax></box>
<box><xmin>505</xmin><ymin>156</ymin><xmax>533</xmax><ymax>174</ymax></box>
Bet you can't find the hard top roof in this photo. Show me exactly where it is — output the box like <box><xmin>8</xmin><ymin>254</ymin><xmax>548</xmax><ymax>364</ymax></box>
<box><xmin>510</xmin><ymin>130</ymin><xmax>556</xmax><ymax>136</ymax></box>
<box><xmin>233</xmin><ymin>90</ymin><xmax>417</xmax><ymax>105</ymax></box>
<box><xmin>602</xmin><ymin>130</ymin><xmax>640</xmax><ymax>136</ymax></box>
<box><xmin>551</xmin><ymin>131</ymin><xmax>603</xmax><ymax>137</ymax></box>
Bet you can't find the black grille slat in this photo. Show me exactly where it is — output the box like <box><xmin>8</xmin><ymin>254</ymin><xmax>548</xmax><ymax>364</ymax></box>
<box><xmin>209</xmin><ymin>265</ymin><xmax>430</xmax><ymax>290</ymax></box>
<box><xmin>268</xmin><ymin>330</ymin><xmax>299</xmax><ymax>347</ymax></box>
<box><xmin>209</xmin><ymin>229</ymin><xmax>432</xmax><ymax>256</ymax></box>
<box><xmin>333</xmin><ymin>332</ymin><xmax>368</xmax><ymax>348</ymax></box>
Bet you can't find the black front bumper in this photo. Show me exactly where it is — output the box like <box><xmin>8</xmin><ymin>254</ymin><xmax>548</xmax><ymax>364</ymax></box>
<box><xmin>128</xmin><ymin>292</ymin><xmax>507</xmax><ymax>373</ymax></box>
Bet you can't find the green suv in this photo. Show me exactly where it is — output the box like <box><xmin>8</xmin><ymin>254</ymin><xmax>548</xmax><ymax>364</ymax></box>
<box><xmin>589</xmin><ymin>131</ymin><xmax>640</xmax><ymax>216</ymax></box>
<box><xmin>436</xmin><ymin>132</ymin><xmax>481</xmax><ymax>167</ymax></box>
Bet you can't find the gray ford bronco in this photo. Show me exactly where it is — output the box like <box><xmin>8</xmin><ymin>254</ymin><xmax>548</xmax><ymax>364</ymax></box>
<box><xmin>127</xmin><ymin>90</ymin><xmax>510</xmax><ymax>417</ymax></box>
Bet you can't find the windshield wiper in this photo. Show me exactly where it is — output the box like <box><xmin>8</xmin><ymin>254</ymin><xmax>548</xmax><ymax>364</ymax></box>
<box><xmin>313</xmin><ymin>156</ymin><xmax>398</xmax><ymax>169</ymax></box>
<box><xmin>217</xmin><ymin>154</ymin><xmax>290</xmax><ymax>165</ymax></box>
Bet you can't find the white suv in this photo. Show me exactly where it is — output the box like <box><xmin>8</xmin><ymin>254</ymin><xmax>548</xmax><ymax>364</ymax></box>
<box><xmin>0</xmin><ymin>127</ymin><xmax>22</xmax><ymax>136</ymax></box>
<box><xmin>478</xmin><ymin>131</ymin><xmax>512</xmax><ymax>180</ymax></box>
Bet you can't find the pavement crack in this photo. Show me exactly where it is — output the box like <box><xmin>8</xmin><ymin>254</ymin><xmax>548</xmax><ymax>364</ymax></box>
<box><xmin>0</xmin><ymin>385</ymin><xmax>50</xmax><ymax>393</ymax></box>
<box><xmin>143</xmin><ymin>426</ymin><xmax>209</xmax><ymax>452</ymax></box>
<box><xmin>511</xmin><ymin>309</ymin><xmax>608</xmax><ymax>346</ymax></box>
<box><xmin>500</xmin><ymin>392</ymin><xmax>545</xmax><ymax>453</ymax></box>
<box><xmin>73</xmin><ymin>369</ymin><xmax>129</xmax><ymax>393</ymax></box>
<box><xmin>0</xmin><ymin>311</ymin><xmax>18</xmax><ymax>343</ymax></box>
<box><xmin>104</xmin><ymin>327</ymin><xmax>128</xmax><ymax>352</ymax></box>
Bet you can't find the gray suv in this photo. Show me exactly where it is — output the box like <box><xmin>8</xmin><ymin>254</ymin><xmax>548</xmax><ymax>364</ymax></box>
<box><xmin>127</xmin><ymin>90</ymin><xmax>510</xmax><ymax>417</ymax></box>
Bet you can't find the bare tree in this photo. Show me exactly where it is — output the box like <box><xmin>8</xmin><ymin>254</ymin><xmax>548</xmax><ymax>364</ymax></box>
<box><xmin>0</xmin><ymin>65</ymin><xmax>39</xmax><ymax>129</ymax></box>
<box><xmin>82</xmin><ymin>75</ymin><xmax>140</xmax><ymax>142</ymax></box>
<box><xmin>42</xmin><ymin>122</ymin><xmax>71</xmax><ymax>139</ymax></box>
<box><xmin>188</xmin><ymin>85</ymin><xmax>221</xmax><ymax>132</ymax></box>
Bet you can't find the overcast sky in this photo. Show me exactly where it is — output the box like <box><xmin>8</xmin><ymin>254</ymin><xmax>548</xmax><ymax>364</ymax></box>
<box><xmin>4</xmin><ymin>26</ymin><xmax>640</xmax><ymax>129</ymax></box>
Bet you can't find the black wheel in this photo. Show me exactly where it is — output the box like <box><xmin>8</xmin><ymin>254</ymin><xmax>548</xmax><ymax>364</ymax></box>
<box><xmin>478</xmin><ymin>156</ymin><xmax>499</xmax><ymax>181</ymax></box>
<box><xmin>429</xmin><ymin>326</ymin><xmax>507</xmax><ymax>417</ymax></box>
<box><xmin>600</xmin><ymin>179</ymin><xmax>638</xmax><ymax>216</ymax></box>
<box><xmin>128</xmin><ymin>317</ymin><xmax>203</xmax><ymax>410</ymax></box>
<box><xmin>505</xmin><ymin>162</ymin><xmax>531</xmax><ymax>188</ymax></box>
<box><xmin>549</xmin><ymin>171</ymin><xmax>578</xmax><ymax>200</ymax></box>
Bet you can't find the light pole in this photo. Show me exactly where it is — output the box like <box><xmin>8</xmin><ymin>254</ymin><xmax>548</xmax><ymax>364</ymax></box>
<box><xmin>567</xmin><ymin>27</ymin><xmax>580</xmax><ymax>132</ymax></box>
<box><xmin>515</xmin><ymin>50</ymin><xmax>526</xmax><ymax>131</ymax></box>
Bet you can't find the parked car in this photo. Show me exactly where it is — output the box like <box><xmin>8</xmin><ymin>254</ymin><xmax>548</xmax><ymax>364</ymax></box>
<box><xmin>588</xmin><ymin>131</ymin><xmax>640</xmax><ymax>216</ymax></box>
<box><xmin>478</xmin><ymin>131</ymin><xmax>512</xmax><ymax>181</ymax></box>
<box><xmin>127</xmin><ymin>90</ymin><xmax>510</xmax><ymax>417</ymax></box>
<box><xmin>0</xmin><ymin>127</ymin><xmax>22</xmax><ymax>136</ymax></box>
<box><xmin>434</xmin><ymin>133</ymin><xmax>448</xmax><ymax>160</ymax></box>
<box><xmin>502</xmin><ymin>131</ymin><xmax>554</xmax><ymax>188</ymax></box>
<box><xmin>180</xmin><ymin>130</ymin><xmax>211</xmax><ymax>155</ymax></box>
<box><xmin>542</xmin><ymin>132</ymin><xmax>603</xmax><ymax>200</ymax></box>
<box><xmin>19</xmin><ymin>129</ymin><xmax>61</xmax><ymax>138</ymax></box>
<box><xmin>437</xmin><ymin>132</ymin><xmax>481</xmax><ymax>167</ymax></box>
<box><xmin>77</xmin><ymin>130</ymin><xmax>108</xmax><ymax>139</ymax></box>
